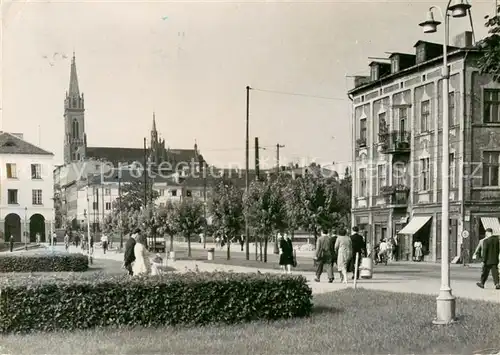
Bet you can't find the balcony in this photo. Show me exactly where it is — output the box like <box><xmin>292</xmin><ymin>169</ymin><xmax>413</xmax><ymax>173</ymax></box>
<box><xmin>379</xmin><ymin>130</ymin><xmax>411</xmax><ymax>154</ymax></box>
<box><xmin>381</xmin><ymin>184</ymin><xmax>410</xmax><ymax>207</ymax></box>
<box><xmin>356</xmin><ymin>137</ymin><xmax>367</xmax><ymax>149</ymax></box>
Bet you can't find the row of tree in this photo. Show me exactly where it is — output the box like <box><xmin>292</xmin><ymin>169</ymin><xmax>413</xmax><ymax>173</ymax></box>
<box><xmin>103</xmin><ymin>169</ymin><xmax>351</xmax><ymax>261</ymax></box>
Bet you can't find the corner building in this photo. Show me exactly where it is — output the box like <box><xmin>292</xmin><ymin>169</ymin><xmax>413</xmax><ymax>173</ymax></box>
<box><xmin>349</xmin><ymin>31</ymin><xmax>500</xmax><ymax>262</ymax></box>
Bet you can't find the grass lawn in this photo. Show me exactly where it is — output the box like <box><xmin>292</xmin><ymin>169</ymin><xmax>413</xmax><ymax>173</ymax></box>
<box><xmin>1</xmin><ymin>288</ymin><xmax>498</xmax><ymax>354</ymax></box>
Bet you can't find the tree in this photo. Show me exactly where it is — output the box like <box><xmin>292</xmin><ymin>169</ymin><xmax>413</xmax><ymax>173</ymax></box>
<box><xmin>156</xmin><ymin>201</ymin><xmax>178</xmax><ymax>252</ymax></box>
<box><xmin>477</xmin><ymin>8</ymin><xmax>500</xmax><ymax>81</ymax></box>
<box><xmin>243</xmin><ymin>177</ymin><xmax>287</xmax><ymax>262</ymax></box>
<box><xmin>115</xmin><ymin>180</ymin><xmax>159</xmax><ymax>212</ymax></box>
<box><xmin>297</xmin><ymin>172</ymin><xmax>343</xmax><ymax>243</ymax></box>
<box><xmin>283</xmin><ymin>176</ymin><xmax>305</xmax><ymax>240</ymax></box>
<box><xmin>210</xmin><ymin>181</ymin><xmax>245</xmax><ymax>260</ymax></box>
<box><xmin>173</xmin><ymin>199</ymin><xmax>205</xmax><ymax>257</ymax></box>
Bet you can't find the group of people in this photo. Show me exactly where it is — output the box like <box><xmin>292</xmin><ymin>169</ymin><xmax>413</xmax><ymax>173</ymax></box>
<box><xmin>123</xmin><ymin>229</ymin><xmax>162</xmax><ymax>276</ymax></box>
<box><xmin>314</xmin><ymin>226</ymin><xmax>367</xmax><ymax>283</ymax></box>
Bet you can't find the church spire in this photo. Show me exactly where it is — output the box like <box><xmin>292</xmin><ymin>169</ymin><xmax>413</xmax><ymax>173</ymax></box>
<box><xmin>68</xmin><ymin>52</ymin><xmax>80</xmax><ymax>97</ymax></box>
<box><xmin>152</xmin><ymin>112</ymin><xmax>157</xmax><ymax>132</ymax></box>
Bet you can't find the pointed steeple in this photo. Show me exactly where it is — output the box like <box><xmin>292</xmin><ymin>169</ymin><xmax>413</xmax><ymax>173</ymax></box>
<box><xmin>152</xmin><ymin>112</ymin><xmax>157</xmax><ymax>132</ymax></box>
<box><xmin>68</xmin><ymin>52</ymin><xmax>80</xmax><ymax>97</ymax></box>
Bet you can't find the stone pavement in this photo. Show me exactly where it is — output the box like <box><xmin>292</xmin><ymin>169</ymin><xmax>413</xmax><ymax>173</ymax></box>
<box><xmin>37</xmin><ymin>244</ymin><xmax>500</xmax><ymax>303</ymax></box>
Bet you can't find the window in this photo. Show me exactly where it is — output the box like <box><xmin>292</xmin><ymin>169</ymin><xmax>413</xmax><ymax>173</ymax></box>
<box><xmin>377</xmin><ymin>165</ymin><xmax>386</xmax><ymax>195</ymax></box>
<box><xmin>159</xmin><ymin>189</ymin><xmax>165</xmax><ymax>196</ymax></box>
<box><xmin>8</xmin><ymin>189</ymin><xmax>18</xmax><ymax>204</ymax></box>
<box><xmin>6</xmin><ymin>163</ymin><xmax>17</xmax><ymax>178</ymax></box>
<box><xmin>105</xmin><ymin>202</ymin><xmax>111</xmax><ymax>210</ymax></box>
<box><xmin>449</xmin><ymin>153</ymin><xmax>456</xmax><ymax>188</ymax></box>
<box><xmin>92</xmin><ymin>202</ymin><xmax>98</xmax><ymax>210</ymax></box>
<box><xmin>171</xmin><ymin>189</ymin><xmax>177</xmax><ymax>197</ymax></box>
<box><xmin>72</xmin><ymin>119</ymin><xmax>79</xmax><ymax>138</ymax></box>
<box><xmin>416</xmin><ymin>45</ymin><xmax>426</xmax><ymax>63</ymax></box>
<box><xmin>359</xmin><ymin>168</ymin><xmax>367</xmax><ymax>197</ymax></box>
<box><xmin>186</xmin><ymin>190</ymin><xmax>192</xmax><ymax>197</ymax></box>
<box><xmin>370</xmin><ymin>65</ymin><xmax>379</xmax><ymax>81</ymax></box>
<box><xmin>391</xmin><ymin>58</ymin><xmax>399</xmax><ymax>73</ymax></box>
<box><xmin>104</xmin><ymin>188</ymin><xmax>111</xmax><ymax>196</ymax></box>
<box><xmin>360</xmin><ymin>118</ymin><xmax>367</xmax><ymax>141</ymax></box>
<box><xmin>449</xmin><ymin>92</ymin><xmax>455</xmax><ymax>126</ymax></box>
<box><xmin>420</xmin><ymin>158</ymin><xmax>430</xmax><ymax>191</ymax></box>
<box><xmin>31</xmin><ymin>164</ymin><xmax>42</xmax><ymax>179</ymax></box>
<box><xmin>482</xmin><ymin>151</ymin><xmax>500</xmax><ymax>187</ymax></box>
<box><xmin>399</xmin><ymin>107</ymin><xmax>408</xmax><ymax>131</ymax></box>
<box><xmin>484</xmin><ymin>89</ymin><xmax>500</xmax><ymax>123</ymax></box>
<box><xmin>420</xmin><ymin>100</ymin><xmax>430</xmax><ymax>132</ymax></box>
<box><xmin>32</xmin><ymin>189</ymin><xmax>42</xmax><ymax>205</ymax></box>
<box><xmin>378</xmin><ymin>112</ymin><xmax>387</xmax><ymax>141</ymax></box>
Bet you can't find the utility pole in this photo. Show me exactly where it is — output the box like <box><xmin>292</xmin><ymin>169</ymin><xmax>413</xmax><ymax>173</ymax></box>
<box><xmin>202</xmin><ymin>158</ymin><xmax>207</xmax><ymax>249</ymax></box>
<box><xmin>245</xmin><ymin>85</ymin><xmax>251</xmax><ymax>260</ymax></box>
<box><xmin>276</xmin><ymin>143</ymin><xmax>285</xmax><ymax>174</ymax></box>
<box><xmin>255</xmin><ymin>137</ymin><xmax>260</xmax><ymax>180</ymax></box>
<box><xmin>143</xmin><ymin>137</ymin><xmax>148</xmax><ymax>208</ymax></box>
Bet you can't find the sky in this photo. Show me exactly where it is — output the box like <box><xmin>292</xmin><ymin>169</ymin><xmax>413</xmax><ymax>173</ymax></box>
<box><xmin>1</xmin><ymin>0</ymin><xmax>494</xmax><ymax>171</ymax></box>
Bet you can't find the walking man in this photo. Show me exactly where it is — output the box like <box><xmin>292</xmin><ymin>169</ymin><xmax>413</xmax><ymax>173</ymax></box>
<box><xmin>350</xmin><ymin>226</ymin><xmax>367</xmax><ymax>280</ymax></box>
<box><xmin>475</xmin><ymin>228</ymin><xmax>500</xmax><ymax>290</ymax></box>
<box><xmin>314</xmin><ymin>229</ymin><xmax>335</xmax><ymax>283</ymax></box>
<box><xmin>123</xmin><ymin>230</ymin><xmax>138</xmax><ymax>276</ymax></box>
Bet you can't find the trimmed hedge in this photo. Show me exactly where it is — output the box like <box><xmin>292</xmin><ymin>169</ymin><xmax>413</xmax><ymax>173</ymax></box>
<box><xmin>0</xmin><ymin>253</ymin><xmax>89</xmax><ymax>272</ymax></box>
<box><xmin>0</xmin><ymin>272</ymin><xmax>313</xmax><ymax>333</ymax></box>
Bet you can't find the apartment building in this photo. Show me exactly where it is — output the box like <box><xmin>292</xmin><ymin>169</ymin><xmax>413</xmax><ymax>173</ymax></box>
<box><xmin>0</xmin><ymin>132</ymin><xmax>55</xmax><ymax>242</ymax></box>
<box><xmin>349</xmin><ymin>31</ymin><xmax>500</xmax><ymax>262</ymax></box>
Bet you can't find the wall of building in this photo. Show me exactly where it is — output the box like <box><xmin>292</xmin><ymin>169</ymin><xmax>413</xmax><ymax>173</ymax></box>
<box><xmin>0</xmin><ymin>154</ymin><xmax>55</xmax><ymax>242</ymax></box>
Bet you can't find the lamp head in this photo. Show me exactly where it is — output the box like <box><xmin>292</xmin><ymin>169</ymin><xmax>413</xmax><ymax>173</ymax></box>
<box><xmin>419</xmin><ymin>10</ymin><xmax>441</xmax><ymax>33</ymax></box>
<box><xmin>449</xmin><ymin>0</ymin><xmax>471</xmax><ymax>18</ymax></box>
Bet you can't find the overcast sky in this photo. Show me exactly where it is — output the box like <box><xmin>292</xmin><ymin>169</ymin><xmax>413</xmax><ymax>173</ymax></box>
<box><xmin>1</xmin><ymin>0</ymin><xmax>493</xmax><ymax>169</ymax></box>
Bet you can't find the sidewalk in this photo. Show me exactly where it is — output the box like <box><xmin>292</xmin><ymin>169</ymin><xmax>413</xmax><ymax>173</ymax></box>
<box><xmin>41</xmin><ymin>244</ymin><xmax>500</xmax><ymax>303</ymax></box>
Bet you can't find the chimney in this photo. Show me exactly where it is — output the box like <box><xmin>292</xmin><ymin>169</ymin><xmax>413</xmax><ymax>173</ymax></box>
<box><xmin>453</xmin><ymin>31</ymin><xmax>473</xmax><ymax>48</ymax></box>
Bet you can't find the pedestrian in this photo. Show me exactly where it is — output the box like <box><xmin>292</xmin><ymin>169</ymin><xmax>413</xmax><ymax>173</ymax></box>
<box><xmin>35</xmin><ymin>233</ymin><xmax>40</xmax><ymax>244</ymax></box>
<box><xmin>52</xmin><ymin>232</ymin><xmax>57</xmax><ymax>246</ymax></box>
<box><xmin>279</xmin><ymin>233</ymin><xmax>294</xmax><ymax>274</ymax></box>
<box><xmin>349</xmin><ymin>226</ymin><xmax>367</xmax><ymax>280</ymax></box>
<box><xmin>123</xmin><ymin>230</ymin><xmax>138</xmax><ymax>276</ymax></box>
<box><xmin>474</xmin><ymin>228</ymin><xmax>500</xmax><ymax>289</ymax></box>
<box><xmin>335</xmin><ymin>228</ymin><xmax>352</xmax><ymax>284</ymax></box>
<box><xmin>132</xmin><ymin>233</ymin><xmax>151</xmax><ymax>276</ymax></box>
<box><xmin>9</xmin><ymin>235</ymin><xmax>14</xmax><ymax>252</ymax></box>
<box><xmin>414</xmin><ymin>239</ymin><xmax>423</xmax><ymax>262</ymax></box>
<box><xmin>101</xmin><ymin>233</ymin><xmax>108</xmax><ymax>254</ymax></box>
<box><xmin>314</xmin><ymin>229</ymin><xmax>335</xmax><ymax>283</ymax></box>
<box><xmin>64</xmin><ymin>233</ymin><xmax>70</xmax><ymax>251</ymax></box>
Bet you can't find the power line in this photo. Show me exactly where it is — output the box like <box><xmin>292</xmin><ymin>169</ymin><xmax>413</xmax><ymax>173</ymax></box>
<box><xmin>251</xmin><ymin>87</ymin><xmax>348</xmax><ymax>101</ymax></box>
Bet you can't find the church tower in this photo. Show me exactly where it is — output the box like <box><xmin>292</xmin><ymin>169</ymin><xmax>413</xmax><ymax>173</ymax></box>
<box><xmin>63</xmin><ymin>53</ymin><xmax>87</xmax><ymax>164</ymax></box>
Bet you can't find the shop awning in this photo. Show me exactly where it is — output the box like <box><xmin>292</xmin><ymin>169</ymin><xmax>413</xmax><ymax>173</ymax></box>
<box><xmin>397</xmin><ymin>216</ymin><xmax>432</xmax><ymax>235</ymax></box>
<box><xmin>480</xmin><ymin>217</ymin><xmax>500</xmax><ymax>235</ymax></box>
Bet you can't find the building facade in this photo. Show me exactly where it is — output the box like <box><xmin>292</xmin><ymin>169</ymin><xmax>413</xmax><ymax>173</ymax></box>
<box><xmin>0</xmin><ymin>132</ymin><xmax>55</xmax><ymax>242</ymax></box>
<box><xmin>349</xmin><ymin>31</ymin><xmax>500</xmax><ymax>262</ymax></box>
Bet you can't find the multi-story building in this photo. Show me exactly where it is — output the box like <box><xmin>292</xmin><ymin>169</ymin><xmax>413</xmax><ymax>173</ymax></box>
<box><xmin>0</xmin><ymin>132</ymin><xmax>55</xmax><ymax>242</ymax></box>
<box><xmin>349</xmin><ymin>31</ymin><xmax>500</xmax><ymax>262</ymax></box>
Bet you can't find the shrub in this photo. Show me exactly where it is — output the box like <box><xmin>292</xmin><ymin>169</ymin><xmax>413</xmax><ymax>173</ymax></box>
<box><xmin>0</xmin><ymin>253</ymin><xmax>89</xmax><ymax>272</ymax></box>
<box><xmin>0</xmin><ymin>272</ymin><xmax>312</xmax><ymax>333</ymax></box>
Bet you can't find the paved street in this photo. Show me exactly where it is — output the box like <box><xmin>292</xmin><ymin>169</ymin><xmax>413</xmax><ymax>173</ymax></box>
<box><xmin>39</xmin><ymin>244</ymin><xmax>500</xmax><ymax>303</ymax></box>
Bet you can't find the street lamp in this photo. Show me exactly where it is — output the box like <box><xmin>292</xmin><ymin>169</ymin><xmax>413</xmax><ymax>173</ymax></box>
<box><xmin>419</xmin><ymin>0</ymin><xmax>472</xmax><ymax>325</ymax></box>
<box><xmin>24</xmin><ymin>207</ymin><xmax>28</xmax><ymax>250</ymax></box>
<box><xmin>115</xmin><ymin>172</ymin><xmax>123</xmax><ymax>250</ymax></box>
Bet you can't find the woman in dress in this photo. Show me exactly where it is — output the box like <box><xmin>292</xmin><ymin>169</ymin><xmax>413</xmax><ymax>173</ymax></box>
<box><xmin>414</xmin><ymin>239</ymin><xmax>423</xmax><ymax>262</ymax></box>
<box><xmin>279</xmin><ymin>233</ymin><xmax>294</xmax><ymax>274</ymax></box>
<box><xmin>132</xmin><ymin>234</ymin><xmax>152</xmax><ymax>276</ymax></box>
<box><xmin>335</xmin><ymin>228</ymin><xmax>352</xmax><ymax>283</ymax></box>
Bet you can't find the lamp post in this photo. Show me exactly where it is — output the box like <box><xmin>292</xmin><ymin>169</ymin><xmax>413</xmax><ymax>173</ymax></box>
<box><xmin>24</xmin><ymin>207</ymin><xmax>28</xmax><ymax>250</ymax></box>
<box><xmin>116</xmin><ymin>171</ymin><xmax>123</xmax><ymax>250</ymax></box>
<box><xmin>245</xmin><ymin>85</ymin><xmax>251</xmax><ymax>260</ymax></box>
<box><xmin>418</xmin><ymin>0</ymin><xmax>472</xmax><ymax>325</ymax></box>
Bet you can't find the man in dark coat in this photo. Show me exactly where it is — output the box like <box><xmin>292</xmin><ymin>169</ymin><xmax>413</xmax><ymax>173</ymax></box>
<box><xmin>476</xmin><ymin>228</ymin><xmax>500</xmax><ymax>289</ymax></box>
<box><xmin>350</xmin><ymin>226</ymin><xmax>367</xmax><ymax>280</ymax></box>
<box><xmin>123</xmin><ymin>229</ymin><xmax>139</xmax><ymax>276</ymax></box>
<box><xmin>314</xmin><ymin>229</ymin><xmax>335</xmax><ymax>283</ymax></box>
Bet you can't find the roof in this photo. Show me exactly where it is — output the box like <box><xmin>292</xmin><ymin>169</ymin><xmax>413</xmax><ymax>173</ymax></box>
<box><xmin>86</xmin><ymin>168</ymin><xmax>177</xmax><ymax>185</ymax></box>
<box><xmin>0</xmin><ymin>132</ymin><xmax>53</xmax><ymax>156</ymax></box>
<box><xmin>369</xmin><ymin>61</ymin><xmax>390</xmax><ymax>67</ymax></box>
<box><xmin>388</xmin><ymin>52</ymin><xmax>415</xmax><ymax>58</ymax></box>
<box><xmin>86</xmin><ymin>146</ymin><xmax>199</xmax><ymax>167</ymax></box>
<box><xmin>348</xmin><ymin>48</ymin><xmax>480</xmax><ymax>96</ymax></box>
